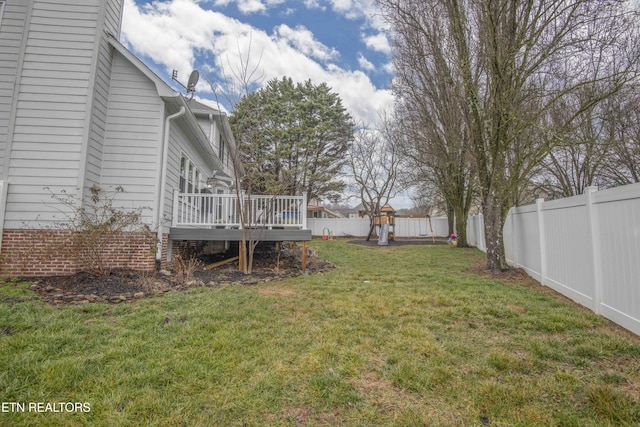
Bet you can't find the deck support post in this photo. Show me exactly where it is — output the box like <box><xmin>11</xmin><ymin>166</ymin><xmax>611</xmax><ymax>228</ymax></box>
<box><xmin>301</xmin><ymin>241</ymin><xmax>307</xmax><ymax>272</ymax></box>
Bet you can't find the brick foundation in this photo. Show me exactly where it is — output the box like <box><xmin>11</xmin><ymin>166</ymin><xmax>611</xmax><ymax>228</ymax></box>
<box><xmin>0</xmin><ymin>229</ymin><xmax>165</xmax><ymax>277</ymax></box>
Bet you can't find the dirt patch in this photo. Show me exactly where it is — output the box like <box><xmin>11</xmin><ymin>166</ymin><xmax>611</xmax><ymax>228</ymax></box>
<box><xmin>257</xmin><ymin>285</ymin><xmax>298</xmax><ymax>297</ymax></box>
<box><xmin>348</xmin><ymin>238</ymin><xmax>449</xmax><ymax>246</ymax></box>
<box><xmin>467</xmin><ymin>259</ymin><xmax>557</xmax><ymax>295</ymax></box>
<box><xmin>23</xmin><ymin>245</ymin><xmax>334</xmax><ymax>305</ymax></box>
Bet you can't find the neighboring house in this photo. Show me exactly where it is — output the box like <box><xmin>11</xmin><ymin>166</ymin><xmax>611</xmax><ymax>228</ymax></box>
<box><xmin>333</xmin><ymin>205</ymin><xmax>360</xmax><ymax>219</ymax></box>
<box><xmin>356</xmin><ymin>203</ymin><xmax>369</xmax><ymax>218</ymax></box>
<box><xmin>0</xmin><ymin>0</ymin><xmax>265</xmax><ymax>276</ymax></box>
<box><xmin>307</xmin><ymin>199</ymin><xmax>344</xmax><ymax>219</ymax></box>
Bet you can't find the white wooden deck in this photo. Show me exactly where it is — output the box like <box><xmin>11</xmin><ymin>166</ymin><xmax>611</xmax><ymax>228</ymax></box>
<box><xmin>170</xmin><ymin>191</ymin><xmax>311</xmax><ymax>241</ymax></box>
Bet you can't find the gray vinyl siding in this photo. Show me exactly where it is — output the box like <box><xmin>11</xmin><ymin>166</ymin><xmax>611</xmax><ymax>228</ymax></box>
<box><xmin>196</xmin><ymin>116</ymin><xmax>214</xmax><ymax>143</ymax></box>
<box><xmin>193</xmin><ymin>114</ymin><xmax>234</xmax><ymax>179</ymax></box>
<box><xmin>100</xmin><ymin>52</ymin><xmax>163</xmax><ymax>225</ymax></box>
<box><xmin>104</xmin><ymin>0</ymin><xmax>123</xmax><ymax>36</ymax></box>
<box><xmin>3</xmin><ymin>1</ymin><xmax>103</xmax><ymax>227</ymax></box>
<box><xmin>0</xmin><ymin>1</ymin><xmax>28</xmax><ymax>179</ymax></box>
<box><xmin>163</xmin><ymin>127</ymin><xmax>216</xmax><ymax>234</ymax></box>
<box><xmin>0</xmin><ymin>0</ymin><xmax>224</xmax><ymax>234</ymax></box>
<box><xmin>83</xmin><ymin>0</ymin><xmax>123</xmax><ymax>188</ymax></box>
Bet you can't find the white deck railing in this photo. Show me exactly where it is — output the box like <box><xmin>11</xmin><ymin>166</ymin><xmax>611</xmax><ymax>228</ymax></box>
<box><xmin>172</xmin><ymin>191</ymin><xmax>308</xmax><ymax>229</ymax></box>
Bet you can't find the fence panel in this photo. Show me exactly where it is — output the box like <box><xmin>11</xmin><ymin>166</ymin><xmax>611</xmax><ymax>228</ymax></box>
<box><xmin>541</xmin><ymin>197</ymin><xmax>595</xmax><ymax>308</ymax></box>
<box><xmin>483</xmin><ymin>182</ymin><xmax>640</xmax><ymax>336</ymax></box>
<box><xmin>593</xmin><ymin>184</ymin><xmax>640</xmax><ymax>334</ymax></box>
<box><xmin>507</xmin><ymin>205</ymin><xmax>541</xmax><ymax>279</ymax></box>
<box><xmin>307</xmin><ymin>217</ymin><xmax>450</xmax><ymax>238</ymax></box>
<box><xmin>467</xmin><ymin>214</ymin><xmax>486</xmax><ymax>252</ymax></box>
<box><xmin>394</xmin><ymin>217</ymin><xmax>449</xmax><ymax>237</ymax></box>
<box><xmin>307</xmin><ymin>218</ymin><xmax>371</xmax><ymax>237</ymax></box>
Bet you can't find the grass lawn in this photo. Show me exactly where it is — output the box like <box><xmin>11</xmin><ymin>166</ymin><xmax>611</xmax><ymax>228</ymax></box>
<box><xmin>1</xmin><ymin>239</ymin><xmax>639</xmax><ymax>426</ymax></box>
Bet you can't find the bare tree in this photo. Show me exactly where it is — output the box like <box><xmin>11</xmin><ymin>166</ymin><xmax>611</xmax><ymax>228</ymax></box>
<box><xmin>390</xmin><ymin>14</ymin><xmax>477</xmax><ymax>246</ymax></box>
<box><xmin>206</xmin><ymin>36</ymin><xmax>268</xmax><ymax>274</ymax></box>
<box><xmin>379</xmin><ymin>0</ymin><xmax>640</xmax><ymax>271</ymax></box>
<box><xmin>601</xmin><ymin>89</ymin><xmax>640</xmax><ymax>186</ymax></box>
<box><xmin>348</xmin><ymin>115</ymin><xmax>405</xmax><ymax>226</ymax></box>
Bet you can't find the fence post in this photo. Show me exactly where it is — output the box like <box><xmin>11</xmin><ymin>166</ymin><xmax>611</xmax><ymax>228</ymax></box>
<box><xmin>478</xmin><ymin>213</ymin><xmax>485</xmax><ymax>251</ymax></box>
<box><xmin>536</xmin><ymin>198</ymin><xmax>547</xmax><ymax>285</ymax></box>
<box><xmin>585</xmin><ymin>186</ymin><xmax>603</xmax><ymax>314</ymax></box>
<box><xmin>507</xmin><ymin>209</ymin><xmax>517</xmax><ymax>267</ymax></box>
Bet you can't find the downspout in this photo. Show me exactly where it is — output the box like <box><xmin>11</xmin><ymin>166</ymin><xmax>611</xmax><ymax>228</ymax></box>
<box><xmin>156</xmin><ymin>106</ymin><xmax>186</xmax><ymax>270</ymax></box>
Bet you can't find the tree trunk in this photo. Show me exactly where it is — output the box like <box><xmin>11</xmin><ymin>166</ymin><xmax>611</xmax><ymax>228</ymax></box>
<box><xmin>447</xmin><ymin>203</ymin><xmax>455</xmax><ymax>236</ymax></box>
<box><xmin>483</xmin><ymin>193</ymin><xmax>507</xmax><ymax>272</ymax></box>
<box><xmin>453</xmin><ymin>205</ymin><xmax>469</xmax><ymax>248</ymax></box>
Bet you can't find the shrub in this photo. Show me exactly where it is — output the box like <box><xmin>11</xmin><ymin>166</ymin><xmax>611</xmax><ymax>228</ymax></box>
<box><xmin>46</xmin><ymin>185</ymin><xmax>155</xmax><ymax>276</ymax></box>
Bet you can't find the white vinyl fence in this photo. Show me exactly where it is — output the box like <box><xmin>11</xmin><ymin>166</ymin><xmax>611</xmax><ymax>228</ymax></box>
<box><xmin>307</xmin><ymin>217</ymin><xmax>450</xmax><ymax>238</ymax></box>
<box><xmin>468</xmin><ymin>183</ymin><xmax>640</xmax><ymax>336</ymax></box>
<box><xmin>466</xmin><ymin>213</ymin><xmax>486</xmax><ymax>252</ymax></box>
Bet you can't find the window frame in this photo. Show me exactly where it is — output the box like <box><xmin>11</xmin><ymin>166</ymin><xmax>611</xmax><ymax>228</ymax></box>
<box><xmin>179</xmin><ymin>154</ymin><xmax>204</xmax><ymax>193</ymax></box>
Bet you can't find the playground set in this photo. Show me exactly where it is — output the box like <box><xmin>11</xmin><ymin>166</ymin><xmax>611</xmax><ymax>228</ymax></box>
<box><xmin>366</xmin><ymin>205</ymin><xmax>396</xmax><ymax>244</ymax></box>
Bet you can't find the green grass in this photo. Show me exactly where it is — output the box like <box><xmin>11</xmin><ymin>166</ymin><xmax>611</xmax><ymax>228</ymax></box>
<box><xmin>1</xmin><ymin>239</ymin><xmax>639</xmax><ymax>426</ymax></box>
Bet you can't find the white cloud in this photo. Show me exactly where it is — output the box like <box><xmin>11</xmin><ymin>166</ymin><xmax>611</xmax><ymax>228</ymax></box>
<box><xmin>357</xmin><ymin>53</ymin><xmax>375</xmax><ymax>71</ymax></box>
<box><xmin>212</xmin><ymin>0</ymin><xmax>287</xmax><ymax>14</ymax></box>
<box><xmin>303</xmin><ymin>0</ymin><xmax>324</xmax><ymax>9</ymax></box>
<box><xmin>363</xmin><ymin>32</ymin><xmax>391</xmax><ymax>54</ymax></box>
<box><xmin>236</xmin><ymin>0</ymin><xmax>266</xmax><ymax>13</ymax></box>
<box><xmin>326</xmin><ymin>0</ymin><xmax>387</xmax><ymax>31</ymax></box>
<box><xmin>274</xmin><ymin>24</ymin><xmax>339</xmax><ymax>62</ymax></box>
<box><xmin>382</xmin><ymin>61</ymin><xmax>395</xmax><ymax>75</ymax></box>
<box><xmin>121</xmin><ymin>0</ymin><xmax>394</xmax><ymax>124</ymax></box>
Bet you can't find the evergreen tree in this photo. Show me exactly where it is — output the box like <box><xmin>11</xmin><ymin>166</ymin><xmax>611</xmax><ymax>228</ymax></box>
<box><xmin>230</xmin><ymin>77</ymin><xmax>355</xmax><ymax>201</ymax></box>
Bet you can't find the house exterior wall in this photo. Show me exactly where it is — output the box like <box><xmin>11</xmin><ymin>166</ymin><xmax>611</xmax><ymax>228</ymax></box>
<box><xmin>0</xmin><ymin>0</ymin><xmax>124</xmax><ymax>229</ymax></box>
<box><xmin>164</xmin><ymin>119</ymin><xmax>217</xmax><ymax>234</ymax></box>
<box><xmin>84</xmin><ymin>0</ymin><xmax>125</xmax><ymax>190</ymax></box>
<box><xmin>0</xmin><ymin>1</ymin><xmax>30</xmax><ymax>179</ymax></box>
<box><xmin>196</xmin><ymin>115</ymin><xmax>215</xmax><ymax>144</ymax></box>
<box><xmin>100</xmin><ymin>51</ymin><xmax>163</xmax><ymax>225</ymax></box>
<box><xmin>0</xmin><ymin>0</ymin><xmax>227</xmax><ymax>277</ymax></box>
<box><xmin>0</xmin><ymin>229</ymin><xmax>156</xmax><ymax>276</ymax></box>
<box><xmin>0</xmin><ymin>0</ymin><xmax>165</xmax><ymax>277</ymax></box>
<box><xmin>194</xmin><ymin>111</ymin><xmax>235</xmax><ymax>188</ymax></box>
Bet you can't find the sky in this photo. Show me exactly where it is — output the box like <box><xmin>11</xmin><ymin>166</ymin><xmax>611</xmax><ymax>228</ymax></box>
<box><xmin>121</xmin><ymin>0</ymin><xmax>413</xmax><ymax>208</ymax></box>
<box><xmin>121</xmin><ymin>0</ymin><xmax>395</xmax><ymax>125</ymax></box>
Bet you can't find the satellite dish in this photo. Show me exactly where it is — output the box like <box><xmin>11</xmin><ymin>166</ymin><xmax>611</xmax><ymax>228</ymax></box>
<box><xmin>187</xmin><ymin>70</ymin><xmax>199</xmax><ymax>93</ymax></box>
<box><xmin>171</xmin><ymin>69</ymin><xmax>199</xmax><ymax>100</ymax></box>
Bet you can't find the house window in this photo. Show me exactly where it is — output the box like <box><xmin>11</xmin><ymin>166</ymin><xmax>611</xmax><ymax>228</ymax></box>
<box><xmin>179</xmin><ymin>157</ymin><xmax>186</xmax><ymax>192</ymax></box>
<box><xmin>179</xmin><ymin>154</ymin><xmax>203</xmax><ymax>193</ymax></box>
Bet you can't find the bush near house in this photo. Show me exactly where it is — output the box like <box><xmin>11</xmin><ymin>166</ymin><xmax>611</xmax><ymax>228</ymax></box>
<box><xmin>0</xmin><ymin>186</ymin><xmax>157</xmax><ymax>277</ymax></box>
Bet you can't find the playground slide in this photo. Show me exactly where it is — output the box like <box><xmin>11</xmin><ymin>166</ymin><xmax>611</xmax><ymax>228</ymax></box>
<box><xmin>378</xmin><ymin>223</ymin><xmax>389</xmax><ymax>246</ymax></box>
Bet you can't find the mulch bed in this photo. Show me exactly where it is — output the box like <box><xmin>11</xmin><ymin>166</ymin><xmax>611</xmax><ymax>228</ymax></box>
<box><xmin>22</xmin><ymin>246</ymin><xmax>334</xmax><ymax>306</ymax></box>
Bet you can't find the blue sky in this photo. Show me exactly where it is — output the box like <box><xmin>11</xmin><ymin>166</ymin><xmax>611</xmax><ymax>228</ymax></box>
<box><xmin>121</xmin><ymin>0</ymin><xmax>395</xmax><ymax>125</ymax></box>
<box><xmin>121</xmin><ymin>0</ymin><xmax>413</xmax><ymax>208</ymax></box>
